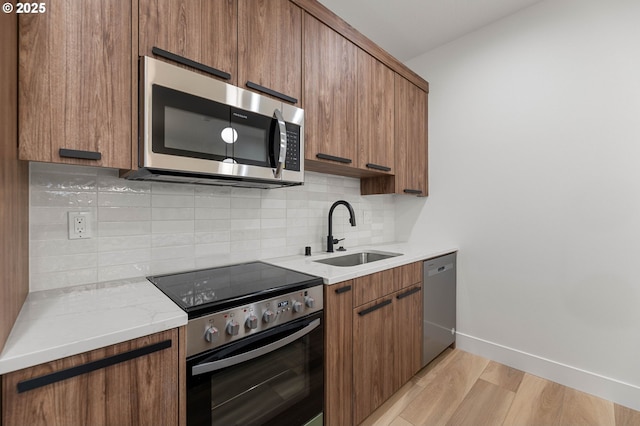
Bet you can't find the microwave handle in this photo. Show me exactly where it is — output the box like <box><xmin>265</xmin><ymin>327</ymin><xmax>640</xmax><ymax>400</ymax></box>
<box><xmin>191</xmin><ymin>318</ymin><xmax>320</xmax><ymax>376</ymax></box>
<box><xmin>272</xmin><ymin>109</ymin><xmax>287</xmax><ymax>179</ymax></box>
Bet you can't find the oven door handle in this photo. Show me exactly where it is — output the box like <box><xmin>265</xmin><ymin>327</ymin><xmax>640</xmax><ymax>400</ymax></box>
<box><xmin>191</xmin><ymin>318</ymin><xmax>320</xmax><ymax>376</ymax></box>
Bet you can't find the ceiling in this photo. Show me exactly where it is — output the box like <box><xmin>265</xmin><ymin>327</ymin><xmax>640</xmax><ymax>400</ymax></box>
<box><xmin>317</xmin><ymin>0</ymin><xmax>544</xmax><ymax>62</ymax></box>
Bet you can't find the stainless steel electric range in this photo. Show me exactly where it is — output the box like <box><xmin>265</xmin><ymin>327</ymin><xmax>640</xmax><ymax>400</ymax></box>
<box><xmin>147</xmin><ymin>261</ymin><xmax>324</xmax><ymax>426</ymax></box>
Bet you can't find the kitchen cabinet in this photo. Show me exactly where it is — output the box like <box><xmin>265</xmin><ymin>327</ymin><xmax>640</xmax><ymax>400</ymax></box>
<box><xmin>2</xmin><ymin>328</ymin><xmax>183</xmax><ymax>426</ymax></box>
<box><xmin>357</xmin><ymin>50</ymin><xmax>395</xmax><ymax>175</ymax></box>
<box><xmin>323</xmin><ymin>261</ymin><xmax>424</xmax><ymax>425</ymax></box>
<box><xmin>238</xmin><ymin>0</ymin><xmax>303</xmax><ymax>103</ymax></box>
<box><xmin>353</xmin><ymin>294</ymin><xmax>396</xmax><ymax>425</ymax></box>
<box><xmin>303</xmin><ymin>13</ymin><xmax>359</xmax><ymax>174</ymax></box>
<box><xmin>139</xmin><ymin>0</ymin><xmax>238</xmax><ymax>85</ymax></box>
<box><xmin>395</xmin><ymin>75</ymin><xmax>428</xmax><ymax>196</ymax></box>
<box><xmin>18</xmin><ymin>0</ymin><xmax>134</xmax><ymax>169</ymax></box>
<box><xmin>323</xmin><ymin>281</ymin><xmax>353</xmax><ymax>426</ymax></box>
<box><xmin>361</xmin><ymin>75</ymin><xmax>428</xmax><ymax>196</ymax></box>
<box><xmin>140</xmin><ymin>0</ymin><xmax>302</xmax><ymax>103</ymax></box>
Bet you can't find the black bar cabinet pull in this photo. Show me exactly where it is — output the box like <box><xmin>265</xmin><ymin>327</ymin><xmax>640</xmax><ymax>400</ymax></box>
<box><xmin>335</xmin><ymin>285</ymin><xmax>352</xmax><ymax>294</ymax></box>
<box><xmin>396</xmin><ymin>286</ymin><xmax>421</xmax><ymax>300</ymax></box>
<box><xmin>16</xmin><ymin>340</ymin><xmax>172</xmax><ymax>393</ymax></box>
<box><xmin>59</xmin><ymin>149</ymin><xmax>101</xmax><ymax>161</ymax></box>
<box><xmin>245</xmin><ymin>81</ymin><xmax>298</xmax><ymax>104</ymax></box>
<box><xmin>151</xmin><ymin>47</ymin><xmax>231</xmax><ymax>81</ymax></box>
<box><xmin>366</xmin><ymin>163</ymin><xmax>391</xmax><ymax>172</ymax></box>
<box><xmin>403</xmin><ymin>189</ymin><xmax>423</xmax><ymax>195</ymax></box>
<box><xmin>358</xmin><ymin>299</ymin><xmax>392</xmax><ymax>316</ymax></box>
<box><xmin>316</xmin><ymin>153</ymin><xmax>352</xmax><ymax>164</ymax></box>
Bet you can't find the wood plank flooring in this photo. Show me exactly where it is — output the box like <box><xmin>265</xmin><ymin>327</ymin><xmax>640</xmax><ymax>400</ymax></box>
<box><xmin>360</xmin><ymin>349</ymin><xmax>640</xmax><ymax>426</ymax></box>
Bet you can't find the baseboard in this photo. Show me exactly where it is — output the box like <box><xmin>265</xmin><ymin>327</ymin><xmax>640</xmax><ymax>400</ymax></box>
<box><xmin>456</xmin><ymin>332</ymin><xmax>640</xmax><ymax>412</ymax></box>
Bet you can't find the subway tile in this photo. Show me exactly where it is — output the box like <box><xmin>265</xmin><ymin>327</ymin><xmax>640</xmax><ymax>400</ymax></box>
<box><xmin>151</xmin><ymin>220</ymin><xmax>194</xmax><ymax>234</ymax></box>
<box><xmin>152</xmin><ymin>207</ymin><xmax>194</xmax><ymax>221</ymax></box>
<box><xmin>99</xmin><ymin>206</ymin><xmax>151</xmax><ymax>222</ymax></box>
<box><xmin>98</xmin><ymin>221</ymin><xmax>152</xmax><ymax>237</ymax></box>
<box><xmin>194</xmin><ymin>231</ymin><xmax>230</xmax><ymax>244</ymax></box>
<box><xmin>98</xmin><ymin>235</ymin><xmax>151</xmax><ymax>252</ymax></box>
<box><xmin>99</xmin><ymin>248</ymin><xmax>151</xmax><ymax>267</ymax></box>
<box><xmin>152</xmin><ymin>194</ymin><xmax>194</xmax><ymax>208</ymax></box>
<box><xmin>195</xmin><ymin>242</ymin><xmax>230</xmax><ymax>258</ymax></box>
<box><xmin>98</xmin><ymin>263</ymin><xmax>151</xmax><ymax>282</ymax></box>
<box><xmin>195</xmin><ymin>207</ymin><xmax>230</xmax><ymax>220</ymax></box>
<box><xmin>152</xmin><ymin>233</ymin><xmax>195</xmax><ymax>248</ymax></box>
<box><xmin>31</xmin><ymin>190</ymin><xmax>97</xmax><ymax>207</ymax></box>
<box><xmin>30</xmin><ymin>268</ymin><xmax>98</xmax><ymax>292</ymax></box>
<box><xmin>98</xmin><ymin>192</ymin><xmax>150</xmax><ymax>207</ymax></box>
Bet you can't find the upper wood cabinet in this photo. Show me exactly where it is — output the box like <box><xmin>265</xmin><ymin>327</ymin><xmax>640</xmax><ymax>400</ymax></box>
<box><xmin>238</xmin><ymin>0</ymin><xmax>302</xmax><ymax>103</ymax></box>
<box><xmin>395</xmin><ymin>74</ymin><xmax>428</xmax><ymax>196</ymax></box>
<box><xmin>139</xmin><ymin>0</ymin><xmax>238</xmax><ymax>85</ymax></box>
<box><xmin>2</xmin><ymin>329</ymin><xmax>182</xmax><ymax>426</ymax></box>
<box><xmin>303</xmin><ymin>13</ymin><xmax>358</xmax><ymax>173</ymax></box>
<box><xmin>140</xmin><ymin>0</ymin><xmax>302</xmax><ymax>103</ymax></box>
<box><xmin>357</xmin><ymin>50</ymin><xmax>395</xmax><ymax>175</ymax></box>
<box><xmin>18</xmin><ymin>0</ymin><xmax>134</xmax><ymax>169</ymax></box>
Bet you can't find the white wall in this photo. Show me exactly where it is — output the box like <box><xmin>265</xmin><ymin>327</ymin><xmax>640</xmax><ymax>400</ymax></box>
<box><xmin>401</xmin><ymin>0</ymin><xmax>640</xmax><ymax>410</ymax></box>
<box><xmin>30</xmin><ymin>163</ymin><xmax>395</xmax><ymax>291</ymax></box>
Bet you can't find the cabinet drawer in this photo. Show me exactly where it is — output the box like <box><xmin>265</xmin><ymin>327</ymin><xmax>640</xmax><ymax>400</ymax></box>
<box><xmin>394</xmin><ymin>261</ymin><xmax>422</xmax><ymax>289</ymax></box>
<box><xmin>352</xmin><ymin>268</ymin><xmax>394</xmax><ymax>307</ymax></box>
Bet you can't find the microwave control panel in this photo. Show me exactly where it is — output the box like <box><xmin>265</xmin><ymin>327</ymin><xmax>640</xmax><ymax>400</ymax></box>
<box><xmin>284</xmin><ymin>123</ymin><xmax>301</xmax><ymax>171</ymax></box>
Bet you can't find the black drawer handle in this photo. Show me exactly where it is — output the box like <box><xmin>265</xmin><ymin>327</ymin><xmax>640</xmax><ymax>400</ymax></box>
<box><xmin>316</xmin><ymin>153</ymin><xmax>352</xmax><ymax>164</ymax></box>
<box><xmin>335</xmin><ymin>285</ymin><xmax>352</xmax><ymax>294</ymax></box>
<box><xmin>59</xmin><ymin>149</ymin><xmax>101</xmax><ymax>161</ymax></box>
<box><xmin>366</xmin><ymin>163</ymin><xmax>391</xmax><ymax>172</ymax></box>
<box><xmin>403</xmin><ymin>189</ymin><xmax>423</xmax><ymax>195</ymax></box>
<box><xmin>397</xmin><ymin>286</ymin><xmax>421</xmax><ymax>300</ymax></box>
<box><xmin>246</xmin><ymin>81</ymin><xmax>298</xmax><ymax>104</ymax></box>
<box><xmin>16</xmin><ymin>340</ymin><xmax>172</xmax><ymax>393</ymax></box>
<box><xmin>358</xmin><ymin>299</ymin><xmax>392</xmax><ymax>316</ymax></box>
<box><xmin>152</xmin><ymin>47</ymin><xmax>231</xmax><ymax>81</ymax></box>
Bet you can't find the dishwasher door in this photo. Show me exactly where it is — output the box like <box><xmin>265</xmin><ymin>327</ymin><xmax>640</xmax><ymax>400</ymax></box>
<box><xmin>423</xmin><ymin>252</ymin><xmax>457</xmax><ymax>367</ymax></box>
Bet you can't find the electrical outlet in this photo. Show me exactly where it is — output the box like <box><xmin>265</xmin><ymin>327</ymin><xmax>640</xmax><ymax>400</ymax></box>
<box><xmin>68</xmin><ymin>212</ymin><xmax>92</xmax><ymax>240</ymax></box>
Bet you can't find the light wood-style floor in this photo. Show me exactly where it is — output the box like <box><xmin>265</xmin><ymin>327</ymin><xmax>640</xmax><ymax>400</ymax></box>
<box><xmin>361</xmin><ymin>349</ymin><xmax>640</xmax><ymax>426</ymax></box>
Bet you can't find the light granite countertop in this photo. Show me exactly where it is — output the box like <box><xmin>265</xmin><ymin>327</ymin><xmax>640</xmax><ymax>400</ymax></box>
<box><xmin>0</xmin><ymin>278</ymin><xmax>187</xmax><ymax>375</ymax></box>
<box><xmin>265</xmin><ymin>242</ymin><xmax>457</xmax><ymax>284</ymax></box>
<box><xmin>0</xmin><ymin>242</ymin><xmax>455</xmax><ymax>375</ymax></box>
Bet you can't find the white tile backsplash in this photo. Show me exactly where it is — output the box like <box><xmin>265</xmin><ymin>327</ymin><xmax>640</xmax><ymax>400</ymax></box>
<box><xmin>29</xmin><ymin>162</ymin><xmax>397</xmax><ymax>291</ymax></box>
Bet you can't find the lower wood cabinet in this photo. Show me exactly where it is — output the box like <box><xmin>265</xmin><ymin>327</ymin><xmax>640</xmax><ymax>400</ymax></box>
<box><xmin>324</xmin><ymin>262</ymin><xmax>423</xmax><ymax>426</ymax></box>
<box><xmin>2</xmin><ymin>328</ymin><xmax>184</xmax><ymax>426</ymax></box>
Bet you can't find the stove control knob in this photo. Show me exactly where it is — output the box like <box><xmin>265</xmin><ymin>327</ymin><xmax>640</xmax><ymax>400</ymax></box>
<box><xmin>204</xmin><ymin>326</ymin><xmax>219</xmax><ymax>343</ymax></box>
<box><xmin>263</xmin><ymin>310</ymin><xmax>274</xmax><ymax>324</ymax></box>
<box><xmin>226</xmin><ymin>320</ymin><xmax>240</xmax><ymax>336</ymax></box>
<box><xmin>305</xmin><ymin>296</ymin><xmax>315</xmax><ymax>309</ymax></box>
<box><xmin>292</xmin><ymin>300</ymin><xmax>303</xmax><ymax>313</ymax></box>
<box><xmin>245</xmin><ymin>315</ymin><xmax>258</xmax><ymax>330</ymax></box>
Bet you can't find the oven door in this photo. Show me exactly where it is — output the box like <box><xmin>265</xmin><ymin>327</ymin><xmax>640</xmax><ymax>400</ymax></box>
<box><xmin>186</xmin><ymin>312</ymin><xmax>323</xmax><ymax>426</ymax></box>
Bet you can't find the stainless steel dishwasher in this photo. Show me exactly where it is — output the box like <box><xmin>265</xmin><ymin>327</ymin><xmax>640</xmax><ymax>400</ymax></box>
<box><xmin>423</xmin><ymin>252</ymin><xmax>457</xmax><ymax>367</ymax></box>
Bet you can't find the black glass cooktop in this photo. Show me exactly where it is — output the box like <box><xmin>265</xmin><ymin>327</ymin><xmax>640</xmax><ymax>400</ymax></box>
<box><xmin>147</xmin><ymin>261</ymin><xmax>323</xmax><ymax>317</ymax></box>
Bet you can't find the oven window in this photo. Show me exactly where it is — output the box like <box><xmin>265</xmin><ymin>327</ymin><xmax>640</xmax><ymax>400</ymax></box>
<box><xmin>187</xmin><ymin>314</ymin><xmax>323</xmax><ymax>426</ymax></box>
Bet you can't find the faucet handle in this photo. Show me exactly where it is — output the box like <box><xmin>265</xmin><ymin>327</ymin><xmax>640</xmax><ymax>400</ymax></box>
<box><xmin>332</xmin><ymin>238</ymin><xmax>345</xmax><ymax>244</ymax></box>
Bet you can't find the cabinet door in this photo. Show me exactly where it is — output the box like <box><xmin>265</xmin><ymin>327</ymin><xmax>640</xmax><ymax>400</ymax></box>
<box><xmin>303</xmin><ymin>14</ymin><xmax>358</xmax><ymax>170</ymax></box>
<box><xmin>357</xmin><ymin>50</ymin><xmax>395</xmax><ymax>174</ymax></box>
<box><xmin>238</xmin><ymin>0</ymin><xmax>302</xmax><ymax>103</ymax></box>
<box><xmin>393</xmin><ymin>284</ymin><xmax>423</xmax><ymax>390</ymax></box>
<box><xmin>2</xmin><ymin>329</ymin><xmax>180</xmax><ymax>426</ymax></box>
<box><xmin>139</xmin><ymin>0</ymin><xmax>237</xmax><ymax>84</ymax></box>
<box><xmin>395</xmin><ymin>74</ymin><xmax>428</xmax><ymax>196</ymax></box>
<box><xmin>19</xmin><ymin>0</ymin><xmax>133</xmax><ymax>169</ymax></box>
<box><xmin>324</xmin><ymin>282</ymin><xmax>353</xmax><ymax>426</ymax></box>
<box><xmin>353</xmin><ymin>296</ymin><xmax>395</xmax><ymax>425</ymax></box>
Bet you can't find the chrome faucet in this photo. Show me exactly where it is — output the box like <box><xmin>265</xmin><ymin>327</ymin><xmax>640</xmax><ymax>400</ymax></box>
<box><xmin>327</xmin><ymin>200</ymin><xmax>356</xmax><ymax>253</ymax></box>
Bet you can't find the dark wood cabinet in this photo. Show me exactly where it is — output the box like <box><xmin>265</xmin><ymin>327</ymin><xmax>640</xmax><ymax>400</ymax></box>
<box><xmin>238</xmin><ymin>0</ymin><xmax>302</xmax><ymax>103</ymax></box>
<box><xmin>303</xmin><ymin>13</ymin><xmax>358</xmax><ymax>173</ymax></box>
<box><xmin>395</xmin><ymin>74</ymin><xmax>428</xmax><ymax>196</ymax></box>
<box><xmin>2</xmin><ymin>329</ymin><xmax>183</xmax><ymax>426</ymax></box>
<box><xmin>323</xmin><ymin>282</ymin><xmax>353</xmax><ymax>426</ymax></box>
<box><xmin>139</xmin><ymin>0</ymin><xmax>238</xmax><ymax>84</ymax></box>
<box><xmin>352</xmin><ymin>294</ymin><xmax>396</xmax><ymax>425</ymax></box>
<box><xmin>324</xmin><ymin>261</ymin><xmax>425</xmax><ymax>424</ymax></box>
<box><xmin>18</xmin><ymin>0</ymin><xmax>134</xmax><ymax>169</ymax></box>
<box><xmin>357</xmin><ymin>50</ymin><xmax>395</xmax><ymax>175</ymax></box>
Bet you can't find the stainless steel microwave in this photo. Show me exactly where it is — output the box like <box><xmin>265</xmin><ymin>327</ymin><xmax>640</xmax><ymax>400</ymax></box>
<box><xmin>126</xmin><ymin>56</ymin><xmax>305</xmax><ymax>189</ymax></box>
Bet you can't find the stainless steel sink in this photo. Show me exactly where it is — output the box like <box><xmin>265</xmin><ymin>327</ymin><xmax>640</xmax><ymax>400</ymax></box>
<box><xmin>314</xmin><ymin>250</ymin><xmax>402</xmax><ymax>267</ymax></box>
